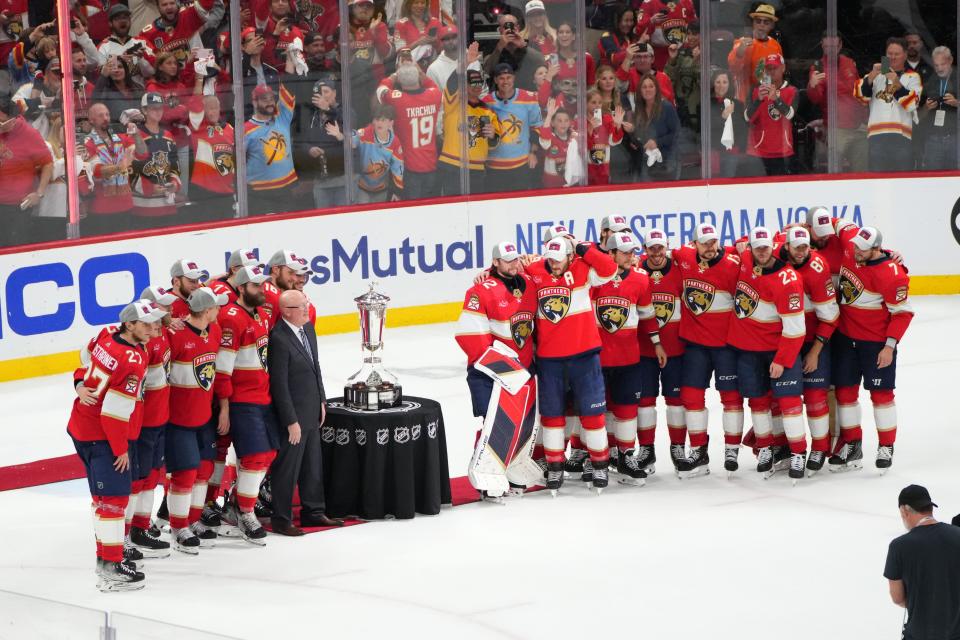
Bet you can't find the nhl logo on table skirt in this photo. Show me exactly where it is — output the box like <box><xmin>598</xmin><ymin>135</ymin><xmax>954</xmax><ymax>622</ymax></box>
<box><xmin>376</xmin><ymin>428</ymin><xmax>389</xmax><ymax>445</ymax></box>
<box><xmin>335</xmin><ymin>429</ymin><xmax>349</xmax><ymax>445</ymax></box>
<box><xmin>683</xmin><ymin>279</ymin><xmax>715</xmax><ymax>315</ymax></box>
<box><xmin>193</xmin><ymin>353</ymin><xmax>217</xmax><ymax>391</ymax></box>
<box><xmin>394</xmin><ymin>426</ymin><xmax>410</xmax><ymax>443</ymax></box>
<box><xmin>734</xmin><ymin>283</ymin><xmax>760</xmax><ymax>319</ymax></box>
<box><xmin>322</xmin><ymin>426</ymin><xmax>335</xmax><ymax>443</ymax></box>
<box><xmin>412</xmin><ymin>423</ymin><xmax>421</xmax><ymax>440</ymax></box>
<box><xmin>538</xmin><ymin>287</ymin><xmax>571</xmax><ymax>324</ymax></box>
<box><xmin>596</xmin><ymin>296</ymin><xmax>630</xmax><ymax>333</ymax></box>
<box><xmin>837</xmin><ymin>266</ymin><xmax>864</xmax><ymax>304</ymax></box>
<box><xmin>427</xmin><ymin>420</ymin><xmax>438</xmax><ymax>439</ymax></box>
<box><xmin>510</xmin><ymin>311</ymin><xmax>534</xmax><ymax>349</ymax></box>
<box><xmin>355</xmin><ymin>429</ymin><xmax>367</xmax><ymax>446</ymax></box>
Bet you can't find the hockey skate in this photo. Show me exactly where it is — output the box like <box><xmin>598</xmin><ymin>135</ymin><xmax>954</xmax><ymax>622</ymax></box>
<box><xmin>155</xmin><ymin>495</ymin><xmax>169</xmax><ymax>530</ymax></box>
<box><xmin>189</xmin><ymin>521</ymin><xmax>218</xmax><ymax>548</ymax></box>
<box><xmin>546</xmin><ymin>462</ymin><xmax>564</xmax><ymax>497</ymax></box>
<box><xmin>238</xmin><ymin>510</ymin><xmax>268</xmax><ymax>546</ymax></box>
<box><xmin>724</xmin><ymin>445</ymin><xmax>740</xmax><ymax>478</ymax></box>
<box><xmin>123</xmin><ymin>540</ymin><xmax>144</xmax><ymax>570</ymax></box>
<box><xmin>772</xmin><ymin>445</ymin><xmax>791</xmax><ymax>472</ymax></box>
<box><xmin>633</xmin><ymin>445</ymin><xmax>656</xmax><ymax>475</ymax></box>
<box><xmin>607</xmin><ymin>447</ymin><xmax>619</xmax><ymax>472</ymax></box>
<box><xmin>757</xmin><ymin>447</ymin><xmax>775</xmax><ymax>479</ymax></box>
<box><xmin>591</xmin><ymin>461</ymin><xmax>609</xmax><ymax>495</ymax></box>
<box><xmin>479</xmin><ymin>490</ymin><xmax>507</xmax><ymax>504</ymax></box>
<box><xmin>806</xmin><ymin>450</ymin><xmax>827</xmax><ymax>477</ymax></box>
<box><xmin>788</xmin><ymin>452</ymin><xmax>806</xmax><ymax>486</ymax></box>
<box><xmin>678</xmin><ymin>445</ymin><xmax>709</xmax><ymax>479</ymax></box>
<box><xmin>876</xmin><ymin>445</ymin><xmax>894</xmax><ymax>474</ymax></box>
<box><xmin>827</xmin><ymin>440</ymin><xmax>863</xmax><ymax>473</ymax></box>
<box><xmin>172</xmin><ymin>527</ymin><xmax>201</xmax><ymax>555</ymax></box>
<box><xmin>616</xmin><ymin>450</ymin><xmax>647</xmax><ymax>487</ymax></box>
<box><xmin>580</xmin><ymin>459</ymin><xmax>594</xmax><ymax>483</ymax></box>
<box><xmin>670</xmin><ymin>444</ymin><xmax>692</xmax><ymax>475</ymax></box>
<box><xmin>96</xmin><ymin>560</ymin><xmax>145</xmax><ymax>593</ymax></box>
<box><xmin>564</xmin><ymin>449</ymin><xmax>588</xmax><ymax>477</ymax></box>
<box><xmin>130</xmin><ymin>526</ymin><xmax>171</xmax><ymax>559</ymax></box>
<box><xmin>204</xmin><ymin>501</ymin><xmax>241</xmax><ymax>538</ymax></box>
<box><xmin>506</xmin><ymin>482</ymin><xmax>526</xmax><ymax>498</ymax></box>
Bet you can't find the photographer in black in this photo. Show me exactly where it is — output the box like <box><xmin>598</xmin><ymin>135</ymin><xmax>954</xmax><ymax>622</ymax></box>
<box><xmin>919</xmin><ymin>46</ymin><xmax>958</xmax><ymax>170</ymax></box>
<box><xmin>483</xmin><ymin>13</ymin><xmax>546</xmax><ymax>92</ymax></box>
<box><xmin>294</xmin><ymin>77</ymin><xmax>346</xmax><ymax>209</ymax></box>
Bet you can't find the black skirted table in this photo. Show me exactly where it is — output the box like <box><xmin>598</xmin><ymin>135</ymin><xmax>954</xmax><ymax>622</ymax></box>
<box><xmin>320</xmin><ymin>396</ymin><xmax>452</xmax><ymax>520</ymax></box>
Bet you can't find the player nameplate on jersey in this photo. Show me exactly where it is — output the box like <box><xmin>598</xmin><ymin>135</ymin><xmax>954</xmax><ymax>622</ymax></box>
<box><xmin>734</xmin><ymin>282</ymin><xmax>760</xmax><ymax>319</ymax></box>
<box><xmin>596</xmin><ymin>296</ymin><xmax>630</xmax><ymax>333</ymax></box>
<box><xmin>538</xmin><ymin>287</ymin><xmax>571</xmax><ymax>324</ymax></box>
<box><xmin>652</xmin><ymin>292</ymin><xmax>675</xmax><ymax>327</ymax></box>
<box><xmin>837</xmin><ymin>266</ymin><xmax>863</xmax><ymax>304</ymax></box>
<box><xmin>683</xmin><ymin>279</ymin><xmax>715</xmax><ymax>315</ymax></box>
<box><xmin>193</xmin><ymin>353</ymin><xmax>217</xmax><ymax>391</ymax></box>
<box><xmin>256</xmin><ymin>335</ymin><xmax>269</xmax><ymax>371</ymax></box>
<box><xmin>510</xmin><ymin>311</ymin><xmax>535</xmax><ymax>349</ymax></box>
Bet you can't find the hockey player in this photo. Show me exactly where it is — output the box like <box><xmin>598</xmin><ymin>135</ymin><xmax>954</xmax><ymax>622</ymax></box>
<box><xmin>127</xmin><ymin>286</ymin><xmax>177</xmax><ymax>559</ymax></box>
<box><xmin>208</xmin><ymin>249</ymin><xmax>262</xmax><ymax>305</ymax></box>
<box><xmin>801</xmin><ymin>206</ymin><xmax>860</xmax><ymax>278</ymax></box>
<box><xmin>778</xmin><ymin>227</ymin><xmax>840</xmax><ymax>474</ymax></box>
<box><xmin>591</xmin><ymin>232</ymin><xmax>663</xmax><ymax>484</ymax></box>
<box><xmin>530</xmin><ymin>236</ymin><xmax>617</xmax><ymax>493</ymax></box>
<box><xmin>673</xmin><ymin>223</ymin><xmax>743</xmax><ymax>476</ymax></box>
<box><xmin>263</xmin><ymin>249</ymin><xmax>312</xmax><ymax>325</ymax></box>
<box><xmin>69</xmin><ymin>300</ymin><xmax>165</xmax><ymax>591</ymax></box>
<box><xmin>169</xmin><ymin>259</ymin><xmax>207</xmax><ymax>317</ymax></box>
<box><xmin>637</xmin><ymin>229</ymin><xmax>689</xmax><ymax>473</ymax></box>
<box><xmin>215</xmin><ymin>266</ymin><xmax>278</xmax><ymax>544</ymax></box>
<box><xmin>599</xmin><ymin>214</ymin><xmax>631</xmax><ymax>248</ymax></box>
<box><xmin>728</xmin><ymin>227</ymin><xmax>807</xmax><ymax>481</ymax></box>
<box><xmin>831</xmin><ymin>226</ymin><xmax>913</xmax><ymax>472</ymax></box>
<box><xmin>165</xmin><ymin>287</ymin><xmax>225</xmax><ymax>553</ymax></box>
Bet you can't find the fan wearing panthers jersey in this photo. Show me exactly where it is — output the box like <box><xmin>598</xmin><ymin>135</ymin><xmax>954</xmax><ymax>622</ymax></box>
<box><xmin>637</xmin><ymin>229</ymin><xmax>689</xmax><ymax>473</ymax></box>
<box><xmin>169</xmin><ymin>259</ymin><xmax>207</xmax><ymax>317</ymax></box>
<box><xmin>69</xmin><ymin>301</ymin><xmax>163</xmax><ymax>592</ymax></box>
<box><xmin>530</xmin><ymin>236</ymin><xmax>617</xmax><ymax>493</ymax></box>
<box><xmin>379</xmin><ymin>65</ymin><xmax>442</xmax><ymax>199</ymax></box>
<box><xmin>215</xmin><ymin>266</ymin><xmax>278</xmax><ymax>545</ymax></box>
<box><xmin>729</xmin><ymin>227</ymin><xmax>807</xmax><ymax>480</ymax></box>
<box><xmin>136</xmin><ymin>0</ymin><xmax>219</xmax><ymax>84</ymax></box>
<box><xmin>591</xmin><ymin>232</ymin><xmax>663</xmax><ymax>484</ymax></box>
<box><xmin>672</xmin><ymin>222</ymin><xmax>743</xmax><ymax>477</ymax></box>
<box><xmin>831</xmin><ymin>226</ymin><xmax>913</xmax><ymax>473</ymax></box>
<box><xmin>455</xmin><ymin>241</ymin><xmax>537</xmax><ymax>417</ymax></box>
<box><xmin>165</xmin><ymin>288</ymin><xmax>225</xmax><ymax>554</ymax></box>
<box><xmin>263</xmin><ymin>249</ymin><xmax>312</xmax><ymax>326</ymax></box>
<box><xmin>778</xmin><ymin>227</ymin><xmax>840</xmax><ymax>474</ymax></box>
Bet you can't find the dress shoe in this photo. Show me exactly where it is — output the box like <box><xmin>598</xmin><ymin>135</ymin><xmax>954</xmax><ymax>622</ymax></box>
<box><xmin>300</xmin><ymin>513</ymin><xmax>345</xmax><ymax>527</ymax></box>
<box><xmin>270</xmin><ymin>520</ymin><xmax>305</xmax><ymax>536</ymax></box>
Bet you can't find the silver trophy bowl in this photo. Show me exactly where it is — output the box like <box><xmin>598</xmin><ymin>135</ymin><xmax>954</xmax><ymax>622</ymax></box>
<box><xmin>343</xmin><ymin>283</ymin><xmax>402</xmax><ymax>411</ymax></box>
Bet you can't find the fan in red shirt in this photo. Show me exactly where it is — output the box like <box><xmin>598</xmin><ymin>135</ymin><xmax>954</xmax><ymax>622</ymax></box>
<box><xmin>380</xmin><ymin>64</ymin><xmax>442</xmax><ymax>198</ymax></box>
<box><xmin>634</xmin><ymin>0</ymin><xmax>698</xmax><ymax>71</ymax></box>
<box><xmin>168</xmin><ymin>259</ymin><xmax>208</xmax><ymax>318</ymax></box>
<box><xmin>616</xmin><ymin>42</ymin><xmax>676</xmax><ymax>105</ymax></box>
<box><xmin>187</xmin><ymin>93</ymin><xmax>236</xmax><ymax>219</ymax></box>
<box><xmin>831</xmin><ymin>226</ymin><xmax>913</xmax><ymax>474</ymax></box>
<box><xmin>252</xmin><ymin>0</ymin><xmax>306</xmax><ymax>69</ymax></box>
<box><xmin>137</xmin><ymin>0</ymin><xmax>218</xmax><ymax>83</ymax></box>
<box><xmin>0</xmin><ymin>0</ymin><xmax>27</xmax><ymax>68</ymax></box>
<box><xmin>392</xmin><ymin>0</ymin><xmax>442</xmax><ymax>62</ymax></box>
<box><xmin>0</xmin><ymin>99</ymin><xmax>52</xmax><ymax>248</ymax></box>
<box><xmin>83</xmin><ymin>103</ymin><xmax>135</xmax><ymax>232</ymax></box>
<box><xmin>744</xmin><ymin>54</ymin><xmax>798</xmax><ymax>176</ymax></box>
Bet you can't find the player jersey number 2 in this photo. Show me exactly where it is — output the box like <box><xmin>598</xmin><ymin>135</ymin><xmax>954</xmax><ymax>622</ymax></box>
<box><xmin>409</xmin><ymin>116</ymin><xmax>434</xmax><ymax>148</ymax></box>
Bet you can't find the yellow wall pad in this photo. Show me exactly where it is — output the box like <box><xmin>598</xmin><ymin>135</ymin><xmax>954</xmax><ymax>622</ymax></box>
<box><xmin>908</xmin><ymin>275</ymin><xmax>960</xmax><ymax>296</ymax></box>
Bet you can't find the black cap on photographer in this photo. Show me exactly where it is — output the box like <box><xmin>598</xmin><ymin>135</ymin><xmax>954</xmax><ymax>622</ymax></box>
<box><xmin>899</xmin><ymin>485</ymin><xmax>938</xmax><ymax>511</ymax></box>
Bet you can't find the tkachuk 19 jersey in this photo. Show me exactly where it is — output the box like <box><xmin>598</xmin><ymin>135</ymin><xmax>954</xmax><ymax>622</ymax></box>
<box><xmin>777</xmin><ymin>246</ymin><xmax>839</xmax><ymax>343</ymax></box>
<box><xmin>673</xmin><ymin>244</ymin><xmax>740</xmax><ymax>348</ymax></box>
<box><xmin>727</xmin><ymin>251</ymin><xmax>806</xmax><ymax>366</ymax></box>
<box><xmin>455</xmin><ymin>273</ymin><xmax>537</xmax><ymax>369</ymax></box>
<box><xmin>381</xmin><ymin>86</ymin><xmax>442</xmax><ymax>173</ymax></box>
<box><xmin>215</xmin><ymin>303</ymin><xmax>271</xmax><ymax>405</ymax></box>
<box><xmin>68</xmin><ymin>331</ymin><xmax>147</xmax><ymax>456</ymax></box>
<box><xmin>639</xmin><ymin>256</ymin><xmax>684</xmax><ymax>357</ymax></box>
<box><xmin>168</xmin><ymin>321</ymin><xmax>221</xmax><ymax>428</ymax></box>
<box><xmin>142</xmin><ymin>327</ymin><xmax>172</xmax><ymax>428</ymax></box>
<box><xmin>837</xmin><ymin>250</ymin><xmax>913</xmax><ymax>343</ymax></box>
<box><xmin>528</xmin><ymin>244</ymin><xmax>617</xmax><ymax>359</ymax></box>
<box><xmin>591</xmin><ymin>266</ymin><xmax>658</xmax><ymax>367</ymax></box>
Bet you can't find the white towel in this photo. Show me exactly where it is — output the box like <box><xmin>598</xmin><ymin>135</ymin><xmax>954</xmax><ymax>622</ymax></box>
<box><xmin>645</xmin><ymin>147</ymin><xmax>663</xmax><ymax>167</ymax></box>
<box><xmin>564</xmin><ymin>138</ymin><xmax>586</xmax><ymax>186</ymax></box>
<box><xmin>721</xmin><ymin>99</ymin><xmax>735</xmax><ymax>150</ymax></box>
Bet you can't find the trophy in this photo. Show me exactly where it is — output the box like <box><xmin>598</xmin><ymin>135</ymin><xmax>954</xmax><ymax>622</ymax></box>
<box><xmin>343</xmin><ymin>283</ymin><xmax>403</xmax><ymax>411</ymax></box>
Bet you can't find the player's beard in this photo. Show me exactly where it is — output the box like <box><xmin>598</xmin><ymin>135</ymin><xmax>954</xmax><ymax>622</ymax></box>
<box><xmin>242</xmin><ymin>290</ymin><xmax>266</xmax><ymax>307</ymax></box>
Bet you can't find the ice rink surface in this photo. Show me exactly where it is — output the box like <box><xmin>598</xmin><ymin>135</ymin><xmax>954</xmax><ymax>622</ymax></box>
<box><xmin>1</xmin><ymin>296</ymin><xmax>958</xmax><ymax>639</ymax></box>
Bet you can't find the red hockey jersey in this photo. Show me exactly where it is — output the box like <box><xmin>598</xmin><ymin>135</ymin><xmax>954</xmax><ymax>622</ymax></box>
<box><xmin>634</xmin><ymin>0</ymin><xmax>698</xmax><ymax>70</ymax></box>
<box><xmin>260</xmin><ymin>280</ymin><xmax>317</xmax><ymax>329</ymax></box>
<box><xmin>638</xmin><ymin>256</ymin><xmax>684</xmax><ymax>357</ymax></box>
<box><xmin>746</xmin><ymin>82</ymin><xmax>798</xmax><ymax>159</ymax></box>
<box><xmin>528</xmin><ymin>244</ymin><xmax>618</xmax><ymax>359</ymax></box>
<box><xmin>837</xmin><ymin>251</ymin><xmax>913</xmax><ymax>344</ymax></box>
<box><xmin>381</xmin><ymin>86</ymin><xmax>442</xmax><ymax>173</ymax></box>
<box><xmin>168</xmin><ymin>320</ymin><xmax>221</xmax><ymax>428</ymax></box>
<box><xmin>455</xmin><ymin>273</ymin><xmax>537</xmax><ymax>369</ymax></box>
<box><xmin>592</xmin><ymin>267</ymin><xmax>658</xmax><ymax>367</ymax></box>
<box><xmin>727</xmin><ymin>252</ymin><xmax>806</xmax><ymax>366</ymax></box>
<box><xmin>142</xmin><ymin>327</ymin><xmax>172</xmax><ymax>428</ymax></box>
<box><xmin>68</xmin><ymin>331</ymin><xmax>147</xmax><ymax>456</ymax></box>
<box><xmin>171</xmin><ymin>292</ymin><xmax>191</xmax><ymax>319</ymax></box>
<box><xmin>778</xmin><ymin>247</ymin><xmax>839</xmax><ymax>343</ymax></box>
<box><xmin>189</xmin><ymin>97</ymin><xmax>236</xmax><ymax>196</ymax></box>
<box><xmin>673</xmin><ymin>244</ymin><xmax>740</xmax><ymax>348</ymax></box>
<box><xmin>209</xmin><ymin>277</ymin><xmax>240</xmax><ymax>305</ymax></box>
<box><xmin>137</xmin><ymin>0</ymin><xmax>216</xmax><ymax>72</ymax></box>
<box><xmin>215</xmin><ymin>302</ymin><xmax>271</xmax><ymax>405</ymax></box>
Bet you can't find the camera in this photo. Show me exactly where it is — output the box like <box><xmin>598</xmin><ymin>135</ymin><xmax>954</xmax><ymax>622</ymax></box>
<box><xmin>478</xmin><ymin>115</ymin><xmax>490</xmax><ymax>129</ymax></box>
<box><xmin>504</xmin><ymin>22</ymin><xmax>516</xmax><ymax>34</ymax></box>
<box><xmin>428</xmin><ymin>26</ymin><xmax>438</xmax><ymax>37</ymax></box>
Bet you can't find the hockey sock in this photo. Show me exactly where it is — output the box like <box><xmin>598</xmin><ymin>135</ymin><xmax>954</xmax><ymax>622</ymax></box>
<box><xmin>638</xmin><ymin>397</ymin><xmax>657</xmax><ymax>446</ymax></box>
<box><xmin>720</xmin><ymin>390</ymin><xmax>744</xmax><ymax>445</ymax></box>
<box><xmin>605</xmin><ymin>411</ymin><xmax>617</xmax><ymax>449</ymax></box>
<box><xmin>96</xmin><ymin>496</ymin><xmax>128</xmax><ymax>563</ymax></box>
<box><xmin>580</xmin><ymin>414</ymin><xmax>609</xmax><ymax>463</ymax></box>
<box><xmin>132</xmin><ymin>485</ymin><xmax>155</xmax><ymax>531</ymax></box>
<box><xmin>125</xmin><ymin>483</ymin><xmax>141</xmax><ymax>537</ymax></box>
<box><xmin>870</xmin><ymin>390</ymin><xmax>897</xmax><ymax>446</ymax></box>
<box><xmin>804</xmin><ymin>389</ymin><xmax>830</xmax><ymax>452</ymax></box>
<box><xmin>680</xmin><ymin>386</ymin><xmax>708</xmax><ymax>447</ymax></box>
<box><xmin>666</xmin><ymin>399</ymin><xmax>686</xmax><ymax>445</ymax></box>
<box><xmin>236</xmin><ymin>452</ymin><xmax>274</xmax><ymax>513</ymax></box>
<box><xmin>770</xmin><ymin>397</ymin><xmax>787</xmax><ymax>447</ymax></box>
<box><xmin>168</xmin><ymin>469</ymin><xmax>197</xmax><ymax>530</ymax></box>
<box><xmin>205</xmin><ymin>460</ymin><xmax>226</xmax><ymax>504</ymax></box>
<box><xmin>778</xmin><ymin>396</ymin><xmax>806</xmax><ymax>454</ymax></box>
<box><xmin>541</xmin><ymin>416</ymin><xmax>566</xmax><ymax>463</ymax></box>
<box><xmin>609</xmin><ymin>403</ymin><xmax>638</xmax><ymax>452</ymax></box>
<box><xmin>748</xmin><ymin>396</ymin><xmax>773</xmax><ymax>448</ymax></box>
<box><xmin>189</xmin><ymin>460</ymin><xmax>215</xmax><ymax>524</ymax></box>
<box><xmin>91</xmin><ymin>501</ymin><xmax>101</xmax><ymax>559</ymax></box>
<box><xmin>835</xmin><ymin>386</ymin><xmax>863</xmax><ymax>443</ymax></box>
<box><xmin>568</xmin><ymin>432</ymin><xmax>584</xmax><ymax>452</ymax></box>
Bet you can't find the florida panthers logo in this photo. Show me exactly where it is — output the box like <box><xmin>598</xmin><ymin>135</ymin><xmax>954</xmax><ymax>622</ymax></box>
<box><xmin>510</xmin><ymin>311</ymin><xmax>534</xmax><ymax>349</ymax></box>
<box><xmin>596</xmin><ymin>296</ymin><xmax>630</xmax><ymax>333</ymax></box>
<box><xmin>590</xmin><ymin>147</ymin><xmax>607</xmax><ymax>165</ymax></box>
<box><xmin>766</xmin><ymin>101</ymin><xmax>783</xmax><ymax>121</ymax></box>
<box><xmin>193</xmin><ymin>353</ymin><xmax>217</xmax><ymax>391</ymax></box>
<box><xmin>837</xmin><ymin>267</ymin><xmax>863</xmax><ymax>304</ymax></box>
<box><xmin>652</xmin><ymin>293</ymin><xmax>675</xmax><ymax>327</ymax></box>
<box><xmin>538</xmin><ymin>287</ymin><xmax>571</xmax><ymax>324</ymax></box>
<box><xmin>734</xmin><ymin>282</ymin><xmax>760</xmax><ymax>319</ymax></box>
<box><xmin>214</xmin><ymin>148</ymin><xmax>235</xmax><ymax>176</ymax></box>
<box><xmin>142</xmin><ymin>151</ymin><xmax>171</xmax><ymax>181</ymax></box>
<box><xmin>256</xmin><ymin>335</ymin><xmax>269</xmax><ymax>371</ymax></box>
<box><xmin>683</xmin><ymin>279</ymin><xmax>715</xmax><ymax>315</ymax></box>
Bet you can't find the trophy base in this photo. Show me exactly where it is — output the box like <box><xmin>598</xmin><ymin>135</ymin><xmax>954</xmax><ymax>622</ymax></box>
<box><xmin>344</xmin><ymin>382</ymin><xmax>402</xmax><ymax>412</ymax></box>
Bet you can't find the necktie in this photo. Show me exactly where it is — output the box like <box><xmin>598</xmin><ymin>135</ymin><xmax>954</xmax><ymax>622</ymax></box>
<box><xmin>299</xmin><ymin>327</ymin><xmax>312</xmax><ymax>359</ymax></box>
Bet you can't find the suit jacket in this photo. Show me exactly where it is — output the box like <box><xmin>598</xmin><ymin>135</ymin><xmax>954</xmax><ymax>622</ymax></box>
<box><xmin>268</xmin><ymin>320</ymin><xmax>326</xmax><ymax>430</ymax></box>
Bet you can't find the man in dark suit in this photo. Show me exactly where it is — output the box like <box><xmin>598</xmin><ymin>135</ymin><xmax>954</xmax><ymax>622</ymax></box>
<box><xmin>267</xmin><ymin>289</ymin><xmax>344</xmax><ymax>535</ymax></box>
